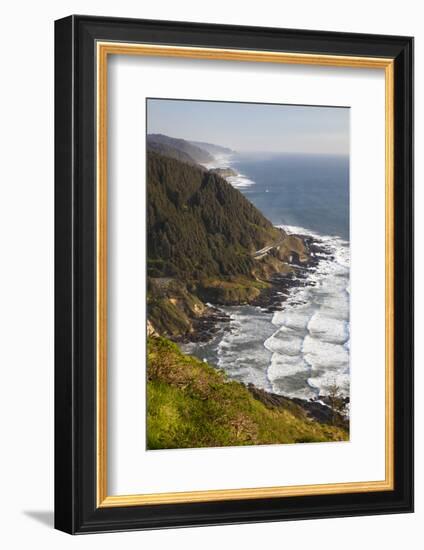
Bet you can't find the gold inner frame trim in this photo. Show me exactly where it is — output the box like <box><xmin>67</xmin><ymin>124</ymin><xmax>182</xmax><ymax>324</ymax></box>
<box><xmin>96</xmin><ymin>41</ymin><xmax>395</xmax><ymax>508</ymax></box>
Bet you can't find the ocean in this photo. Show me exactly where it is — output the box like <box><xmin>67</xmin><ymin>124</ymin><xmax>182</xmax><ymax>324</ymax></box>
<box><xmin>182</xmin><ymin>152</ymin><xmax>350</xmax><ymax>400</ymax></box>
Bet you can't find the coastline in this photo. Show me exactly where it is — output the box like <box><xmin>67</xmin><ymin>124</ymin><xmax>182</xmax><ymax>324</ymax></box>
<box><xmin>147</xmin><ymin>336</ymin><xmax>349</xmax><ymax>450</ymax></box>
<box><xmin>177</xmin><ymin>229</ymin><xmax>350</xmax><ymax>428</ymax></box>
<box><xmin>176</xmin><ymin>154</ymin><xmax>340</xmax><ymax>342</ymax></box>
<box><xmin>247</xmin><ymin>384</ymin><xmax>349</xmax><ymax>432</ymax></box>
<box><xmin>175</xmin><ymin>229</ymin><xmax>331</xmax><ymax>344</ymax></box>
<box><xmin>147</xmin><ymin>148</ymin><xmax>350</xmax><ymax>433</ymax></box>
<box><xmin>176</xmin><ymin>155</ymin><xmax>350</xmax><ymax>425</ymax></box>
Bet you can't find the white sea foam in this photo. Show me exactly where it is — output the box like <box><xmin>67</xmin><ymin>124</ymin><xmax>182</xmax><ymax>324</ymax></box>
<box><xmin>201</xmin><ymin>153</ymin><xmax>234</xmax><ymax>170</ymax></box>
<box><xmin>213</xmin><ymin>306</ymin><xmax>275</xmax><ymax>391</ymax></box>
<box><xmin>226</xmin><ymin>174</ymin><xmax>255</xmax><ymax>189</ymax></box>
<box><xmin>307</xmin><ymin>312</ymin><xmax>349</xmax><ymax>344</ymax></box>
<box><xmin>181</xmin><ymin>168</ymin><xmax>350</xmax><ymax>400</ymax></box>
<box><xmin>303</xmin><ymin>335</ymin><xmax>349</xmax><ymax>370</ymax></box>
<box><xmin>263</xmin><ymin>226</ymin><xmax>351</xmax><ymax>398</ymax></box>
<box><xmin>202</xmin><ymin>153</ymin><xmax>256</xmax><ymax>189</ymax></box>
<box><xmin>308</xmin><ymin>371</ymin><xmax>350</xmax><ymax>396</ymax></box>
<box><xmin>264</xmin><ymin>332</ymin><xmax>304</xmax><ymax>358</ymax></box>
<box><xmin>272</xmin><ymin>304</ymin><xmax>315</xmax><ymax>330</ymax></box>
<box><xmin>193</xmin><ymin>225</ymin><xmax>351</xmax><ymax>400</ymax></box>
<box><xmin>268</xmin><ymin>353</ymin><xmax>309</xmax><ymax>378</ymax></box>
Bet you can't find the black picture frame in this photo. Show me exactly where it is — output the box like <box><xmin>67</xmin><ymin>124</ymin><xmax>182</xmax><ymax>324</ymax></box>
<box><xmin>55</xmin><ymin>14</ymin><xmax>414</xmax><ymax>534</ymax></box>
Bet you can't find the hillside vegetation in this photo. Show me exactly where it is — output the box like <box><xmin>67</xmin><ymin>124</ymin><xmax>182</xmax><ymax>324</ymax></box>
<box><xmin>189</xmin><ymin>139</ymin><xmax>234</xmax><ymax>156</ymax></box>
<box><xmin>147</xmin><ymin>151</ymin><xmax>282</xmax><ymax>280</ymax></box>
<box><xmin>147</xmin><ymin>133</ymin><xmax>214</xmax><ymax>163</ymax></box>
<box><xmin>147</xmin><ymin>337</ymin><xmax>348</xmax><ymax>449</ymax></box>
<box><xmin>146</xmin><ymin>139</ymin><xmax>202</xmax><ymax>166</ymax></box>
<box><xmin>147</xmin><ymin>150</ymin><xmax>309</xmax><ymax>337</ymax></box>
<box><xmin>144</xmin><ymin>136</ymin><xmax>348</xmax><ymax>446</ymax></box>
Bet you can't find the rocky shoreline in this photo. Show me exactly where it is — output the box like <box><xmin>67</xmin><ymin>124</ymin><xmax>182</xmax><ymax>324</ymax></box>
<box><xmin>247</xmin><ymin>384</ymin><xmax>349</xmax><ymax>431</ymax></box>
<box><xmin>176</xmin><ymin>233</ymin><xmax>332</xmax><ymax>342</ymax></box>
<box><xmin>174</xmin><ymin>233</ymin><xmax>350</xmax><ymax>432</ymax></box>
<box><xmin>176</xmin><ymin>305</ymin><xmax>232</xmax><ymax>344</ymax></box>
<box><xmin>250</xmin><ymin>235</ymin><xmax>330</xmax><ymax>312</ymax></box>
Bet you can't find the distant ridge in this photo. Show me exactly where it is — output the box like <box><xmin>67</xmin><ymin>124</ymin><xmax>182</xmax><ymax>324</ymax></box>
<box><xmin>147</xmin><ymin>134</ymin><xmax>213</xmax><ymax>164</ymax></box>
<box><xmin>146</xmin><ymin>140</ymin><xmax>200</xmax><ymax>166</ymax></box>
<box><xmin>147</xmin><ymin>151</ymin><xmax>284</xmax><ymax>280</ymax></box>
<box><xmin>189</xmin><ymin>140</ymin><xmax>234</xmax><ymax>156</ymax></box>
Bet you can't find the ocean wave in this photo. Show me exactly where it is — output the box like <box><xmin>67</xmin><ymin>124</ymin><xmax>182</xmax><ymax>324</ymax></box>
<box><xmin>201</xmin><ymin>153</ymin><xmax>235</xmax><ymax>170</ymax></box>
<box><xmin>308</xmin><ymin>371</ymin><xmax>350</xmax><ymax>396</ymax></box>
<box><xmin>264</xmin><ymin>228</ymin><xmax>350</xmax><ymax>398</ymax></box>
<box><xmin>181</xmin><ymin>167</ymin><xmax>350</xmax><ymax>400</ymax></box>
<box><xmin>226</xmin><ymin>174</ymin><xmax>255</xmax><ymax>189</ymax></box>
<box><xmin>307</xmin><ymin>312</ymin><xmax>349</xmax><ymax>344</ymax></box>
<box><xmin>264</xmin><ymin>327</ymin><xmax>305</xmax><ymax>357</ymax></box>
<box><xmin>214</xmin><ymin>306</ymin><xmax>275</xmax><ymax>391</ymax></box>
<box><xmin>202</xmin><ymin>154</ymin><xmax>256</xmax><ymax>189</ymax></box>
<box><xmin>272</xmin><ymin>304</ymin><xmax>315</xmax><ymax>331</ymax></box>
<box><xmin>201</xmin><ymin>228</ymin><xmax>351</xmax><ymax>399</ymax></box>
<box><xmin>303</xmin><ymin>335</ymin><xmax>349</xmax><ymax>369</ymax></box>
<box><xmin>268</xmin><ymin>353</ymin><xmax>309</xmax><ymax>378</ymax></box>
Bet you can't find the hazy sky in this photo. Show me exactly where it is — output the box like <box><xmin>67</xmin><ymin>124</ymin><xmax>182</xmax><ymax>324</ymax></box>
<box><xmin>147</xmin><ymin>98</ymin><xmax>349</xmax><ymax>156</ymax></box>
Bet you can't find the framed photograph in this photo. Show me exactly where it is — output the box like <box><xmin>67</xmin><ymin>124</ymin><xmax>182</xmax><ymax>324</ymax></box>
<box><xmin>54</xmin><ymin>15</ymin><xmax>413</xmax><ymax>534</ymax></box>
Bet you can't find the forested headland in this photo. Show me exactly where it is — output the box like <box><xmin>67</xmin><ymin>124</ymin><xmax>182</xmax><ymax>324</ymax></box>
<box><xmin>145</xmin><ymin>134</ymin><xmax>349</xmax><ymax>449</ymax></box>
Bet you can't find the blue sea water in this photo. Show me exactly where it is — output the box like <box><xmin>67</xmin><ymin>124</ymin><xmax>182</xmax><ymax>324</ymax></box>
<box><xmin>229</xmin><ymin>152</ymin><xmax>350</xmax><ymax>241</ymax></box>
<box><xmin>182</xmin><ymin>152</ymin><xmax>350</xmax><ymax>400</ymax></box>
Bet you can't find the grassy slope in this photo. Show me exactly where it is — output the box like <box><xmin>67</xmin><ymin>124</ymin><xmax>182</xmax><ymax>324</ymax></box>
<box><xmin>147</xmin><ymin>337</ymin><xmax>348</xmax><ymax>450</ymax></box>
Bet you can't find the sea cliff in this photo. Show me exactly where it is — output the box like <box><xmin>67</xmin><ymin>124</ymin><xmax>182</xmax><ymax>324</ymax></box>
<box><xmin>147</xmin><ymin>150</ymin><xmax>314</xmax><ymax>340</ymax></box>
<box><xmin>146</xmin><ymin>135</ymin><xmax>350</xmax><ymax>448</ymax></box>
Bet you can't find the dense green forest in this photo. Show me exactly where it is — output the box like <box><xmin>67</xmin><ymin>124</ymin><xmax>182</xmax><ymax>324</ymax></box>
<box><xmin>147</xmin><ymin>151</ymin><xmax>282</xmax><ymax>280</ymax></box>
<box><xmin>146</xmin><ymin>149</ymin><xmax>309</xmax><ymax>338</ymax></box>
<box><xmin>144</xmin><ymin>137</ymin><xmax>347</xmax><ymax>448</ymax></box>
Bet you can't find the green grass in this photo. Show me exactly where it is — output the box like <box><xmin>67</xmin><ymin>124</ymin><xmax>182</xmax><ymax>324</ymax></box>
<box><xmin>147</xmin><ymin>337</ymin><xmax>348</xmax><ymax>450</ymax></box>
